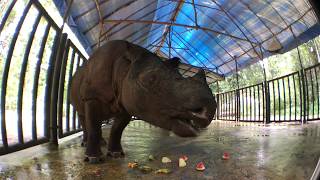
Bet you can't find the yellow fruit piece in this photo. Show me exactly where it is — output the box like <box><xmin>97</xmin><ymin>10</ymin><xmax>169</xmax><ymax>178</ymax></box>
<box><xmin>179</xmin><ymin>158</ymin><xmax>187</xmax><ymax>167</ymax></box>
<box><xmin>155</xmin><ymin>168</ymin><xmax>171</xmax><ymax>174</ymax></box>
<box><xmin>161</xmin><ymin>157</ymin><xmax>172</xmax><ymax>163</ymax></box>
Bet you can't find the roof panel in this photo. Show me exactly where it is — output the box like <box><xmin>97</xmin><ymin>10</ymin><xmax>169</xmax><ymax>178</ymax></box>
<box><xmin>54</xmin><ymin>0</ymin><xmax>320</xmax><ymax>77</ymax></box>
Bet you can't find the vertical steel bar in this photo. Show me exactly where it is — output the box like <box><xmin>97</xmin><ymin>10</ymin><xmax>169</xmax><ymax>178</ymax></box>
<box><xmin>222</xmin><ymin>93</ymin><xmax>224</xmax><ymax>119</ymax></box>
<box><xmin>296</xmin><ymin>47</ymin><xmax>306</xmax><ymax>123</ymax></box>
<box><xmin>44</xmin><ymin>32</ymin><xmax>59</xmax><ymax>138</ymax></box>
<box><xmin>310</xmin><ymin>69</ymin><xmax>315</xmax><ymax>119</ymax></box>
<box><xmin>221</xmin><ymin>93</ymin><xmax>223</xmax><ymax>119</ymax></box>
<box><xmin>262</xmin><ymin>83</ymin><xmax>265</xmax><ymax>121</ymax></box>
<box><xmin>242</xmin><ymin>89</ymin><xmax>244</xmax><ymax>121</ymax></box>
<box><xmin>234</xmin><ymin>91</ymin><xmax>236</xmax><ymax>120</ymax></box>
<box><xmin>217</xmin><ymin>93</ymin><xmax>220</xmax><ymax>120</ymax></box>
<box><xmin>73</xmin><ymin>55</ymin><xmax>81</xmax><ymax>130</ymax></box>
<box><xmin>57</xmin><ymin>40</ymin><xmax>71</xmax><ymax>137</ymax></box>
<box><xmin>32</xmin><ymin>24</ymin><xmax>51</xmax><ymax>141</ymax></box>
<box><xmin>249</xmin><ymin>86</ymin><xmax>252</xmax><ymax>121</ymax></box>
<box><xmin>282</xmin><ymin>78</ymin><xmax>286</xmax><ymax>121</ymax></box>
<box><xmin>245</xmin><ymin>88</ymin><xmax>249</xmax><ymax>120</ymax></box>
<box><xmin>236</xmin><ymin>89</ymin><xmax>240</xmax><ymax>121</ymax></box>
<box><xmin>314</xmin><ymin>67</ymin><xmax>320</xmax><ymax>119</ymax></box>
<box><xmin>229</xmin><ymin>92</ymin><xmax>231</xmax><ymax>120</ymax></box>
<box><xmin>223</xmin><ymin>93</ymin><xmax>226</xmax><ymax>120</ymax></box>
<box><xmin>50</xmin><ymin>33</ymin><xmax>68</xmax><ymax>145</ymax></box>
<box><xmin>1</xmin><ymin>2</ymin><xmax>32</xmax><ymax>148</ymax></box>
<box><xmin>253</xmin><ymin>85</ymin><xmax>256</xmax><ymax>121</ymax></box>
<box><xmin>0</xmin><ymin>0</ymin><xmax>17</xmax><ymax>33</ymax></box>
<box><xmin>258</xmin><ymin>84</ymin><xmax>261</xmax><ymax>121</ymax></box>
<box><xmin>288</xmin><ymin>76</ymin><xmax>292</xmax><ymax>121</ymax></box>
<box><xmin>272</xmin><ymin>81</ymin><xmax>276</xmax><ymax>121</ymax></box>
<box><xmin>305</xmin><ymin>71</ymin><xmax>309</xmax><ymax>121</ymax></box>
<box><xmin>65</xmin><ymin>49</ymin><xmax>76</xmax><ymax>132</ymax></box>
<box><xmin>298</xmin><ymin>72</ymin><xmax>303</xmax><ymax>121</ymax></box>
<box><xmin>17</xmin><ymin>14</ymin><xmax>41</xmax><ymax>144</ymax></box>
<box><xmin>277</xmin><ymin>80</ymin><xmax>281</xmax><ymax>121</ymax></box>
<box><xmin>293</xmin><ymin>74</ymin><xmax>297</xmax><ymax>121</ymax></box>
<box><xmin>262</xmin><ymin>63</ymin><xmax>270</xmax><ymax>123</ymax></box>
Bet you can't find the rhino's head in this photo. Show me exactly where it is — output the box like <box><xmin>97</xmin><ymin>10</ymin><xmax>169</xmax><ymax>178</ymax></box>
<box><xmin>121</xmin><ymin>45</ymin><xmax>216</xmax><ymax>137</ymax></box>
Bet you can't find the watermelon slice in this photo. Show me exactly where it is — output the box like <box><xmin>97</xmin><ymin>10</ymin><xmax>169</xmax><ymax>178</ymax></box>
<box><xmin>196</xmin><ymin>162</ymin><xmax>205</xmax><ymax>171</ymax></box>
<box><xmin>180</xmin><ymin>155</ymin><xmax>188</xmax><ymax>161</ymax></box>
<box><xmin>222</xmin><ymin>152</ymin><xmax>230</xmax><ymax>160</ymax></box>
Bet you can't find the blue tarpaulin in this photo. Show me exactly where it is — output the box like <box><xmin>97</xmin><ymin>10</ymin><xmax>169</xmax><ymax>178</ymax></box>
<box><xmin>53</xmin><ymin>0</ymin><xmax>320</xmax><ymax>77</ymax></box>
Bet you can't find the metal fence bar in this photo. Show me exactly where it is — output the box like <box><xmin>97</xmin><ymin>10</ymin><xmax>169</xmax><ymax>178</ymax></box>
<box><xmin>16</xmin><ymin>13</ymin><xmax>42</xmax><ymax>144</ymax></box>
<box><xmin>310</xmin><ymin>70</ymin><xmax>315</xmax><ymax>119</ymax></box>
<box><xmin>44</xmin><ymin>32</ymin><xmax>59</xmax><ymax>139</ymax></box>
<box><xmin>0</xmin><ymin>0</ymin><xmax>17</xmax><ymax>33</ymax></box>
<box><xmin>1</xmin><ymin>1</ymin><xmax>32</xmax><ymax>147</ymax></box>
<box><xmin>65</xmin><ymin>49</ymin><xmax>76</xmax><ymax>132</ymax></box>
<box><xmin>293</xmin><ymin>74</ymin><xmax>297</xmax><ymax>121</ymax></box>
<box><xmin>315</xmin><ymin>67</ymin><xmax>320</xmax><ymax>119</ymax></box>
<box><xmin>32</xmin><ymin>24</ymin><xmax>51</xmax><ymax>141</ymax></box>
<box><xmin>288</xmin><ymin>76</ymin><xmax>291</xmax><ymax>120</ymax></box>
<box><xmin>57</xmin><ymin>40</ymin><xmax>71</xmax><ymax>138</ymax></box>
<box><xmin>282</xmin><ymin>78</ymin><xmax>286</xmax><ymax>121</ymax></box>
<box><xmin>50</xmin><ymin>32</ymin><xmax>68</xmax><ymax>144</ymax></box>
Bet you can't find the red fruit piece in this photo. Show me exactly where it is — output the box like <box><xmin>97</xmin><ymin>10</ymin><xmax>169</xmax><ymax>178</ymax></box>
<box><xmin>222</xmin><ymin>152</ymin><xmax>230</xmax><ymax>160</ymax></box>
<box><xmin>196</xmin><ymin>162</ymin><xmax>205</xmax><ymax>171</ymax></box>
<box><xmin>180</xmin><ymin>155</ymin><xmax>188</xmax><ymax>161</ymax></box>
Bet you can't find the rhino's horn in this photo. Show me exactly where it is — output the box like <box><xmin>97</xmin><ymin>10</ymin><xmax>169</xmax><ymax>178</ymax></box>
<box><xmin>192</xmin><ymin>69</ymin><xmax>206</xmax><ymax>83</ymax></box>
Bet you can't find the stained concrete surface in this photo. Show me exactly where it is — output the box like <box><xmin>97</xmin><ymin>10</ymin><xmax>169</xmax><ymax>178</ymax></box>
<box><xmin>0</xmin><ymin>120</ymin><xmax>319</xmax><ymax>180</ymax></box>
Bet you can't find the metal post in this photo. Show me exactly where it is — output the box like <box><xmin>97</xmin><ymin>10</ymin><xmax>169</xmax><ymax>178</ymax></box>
<box><xmin>216</xmin><ymin>81</ymin><xmax>220</xmax><ymax>120</ymax></box>
<box><xmin>235</xmin><ymin>58</ymin><xmax>240</xmax><ymax>122</ymax></box>
<box><xmin>50</xmin><ymin>33</ymin><xmax>68</xmax><ymax>145</ymax></box>
<box><xmin>49</xmin><ymin>0</ymin><xmax>74</xmax><ymax>145</ymax></box>
<box><xmin>296</xmin><ymin>47</ymin><xmax>307</xmax><ymax>123</ymax></box>
<box><xmin>262</xmin><ymin>62</ymin><xmax>271</xmax><ymax>124</ymax></box>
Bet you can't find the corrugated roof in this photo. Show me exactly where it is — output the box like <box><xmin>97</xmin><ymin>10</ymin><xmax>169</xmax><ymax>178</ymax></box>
<box><xmin>53</xmin><ymin>0</ymin><xmax>320</xmax><ymax>78</ymax></box>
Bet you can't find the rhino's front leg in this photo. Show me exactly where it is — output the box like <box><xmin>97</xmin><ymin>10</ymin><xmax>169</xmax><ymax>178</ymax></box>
<box><xmin>107</xmin><ymin>113</ymin><xmax>130</xmax><ymax>158</ymax></box>
<box><xmin>78</xmin><ymin>114</ymin><xmax>87</xmax><ymax>147</ymax></box>
<box><xmin>84</xmin><ymin>99</ymin><xmax>104</xmax><ymax>163</ymax></box>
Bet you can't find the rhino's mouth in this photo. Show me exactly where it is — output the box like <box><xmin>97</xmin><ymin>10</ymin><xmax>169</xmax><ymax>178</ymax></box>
<box><xmin>174</xmin><ymin>109</ymin><xmax>210</xmax><ymax>133</ymax></box>
<box><xmin>178</xmin><ymin>119</ymin><xmax>200</xmax><ymax>131</ymax></box>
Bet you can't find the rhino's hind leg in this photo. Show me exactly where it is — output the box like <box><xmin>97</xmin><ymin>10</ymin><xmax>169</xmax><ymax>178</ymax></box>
<box><xmin>107</xmin><ymin>113</ymin><xmax>130</xmax><ymax>158</ymax></box>
<box><xmin>84</xmin><ymin>99</ymin><xmax>105</xmax><ymax>163</ymax></box>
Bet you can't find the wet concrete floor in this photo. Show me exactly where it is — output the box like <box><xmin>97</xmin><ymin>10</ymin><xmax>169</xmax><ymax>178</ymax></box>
<box><xmin>0</xmin><ymin>120</ymin><xmax>320</xmax><ymax>180</ymax></box>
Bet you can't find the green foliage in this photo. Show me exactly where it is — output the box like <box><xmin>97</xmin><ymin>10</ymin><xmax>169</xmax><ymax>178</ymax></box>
<box><xmin>213</xmin><ymin>37</ymin><xmax>320</xmax><ymax>94</ymax></box>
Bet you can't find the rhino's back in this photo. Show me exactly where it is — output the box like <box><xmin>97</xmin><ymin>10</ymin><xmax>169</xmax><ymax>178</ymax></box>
<box><xmin>81</xmin><ymin>40</ymin><xmax>146</xmax><ymax>104</ymax></box>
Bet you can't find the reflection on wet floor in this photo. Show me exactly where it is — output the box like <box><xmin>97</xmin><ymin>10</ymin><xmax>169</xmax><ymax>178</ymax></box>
<box><xmin>0</xmin><ymin>120</ymin><xmax>319</xmax><ymax>180</ymax></box>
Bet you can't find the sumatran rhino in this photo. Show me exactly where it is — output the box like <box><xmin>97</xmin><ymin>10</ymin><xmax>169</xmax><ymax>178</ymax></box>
<box><xmin>70</xmin><ymin>40</ymin><xmax>217</xmax><ymax>163</ymax></box>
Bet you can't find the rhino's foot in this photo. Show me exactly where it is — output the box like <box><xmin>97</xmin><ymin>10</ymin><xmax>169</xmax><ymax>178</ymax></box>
<box><xmin>84</xmin><ymin>155</ymin><xmax>105</xmax><ymax>164</ymax></box>
<box><xmin>107</xmin><ymin>150</ymin><xmax>125</xmax><ymax>158</ymax></box>
<box><xmin>81</xmin><ymin>141</ymin><xmax>87</xmax><ymax>147</ymax></box>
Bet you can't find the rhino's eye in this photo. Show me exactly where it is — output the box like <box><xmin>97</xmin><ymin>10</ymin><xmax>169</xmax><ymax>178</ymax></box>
<box><xmin>140</xmin><ymin>71</ymin><xmax>158</xmax><ymax>87</ymax></box>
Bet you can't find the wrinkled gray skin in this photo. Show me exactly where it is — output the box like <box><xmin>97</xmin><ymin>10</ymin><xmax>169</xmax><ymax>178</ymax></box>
<box><xmin>70</xmin><ymin>40</ymin><xmax>217</xmax><ymax>163</ymax></box>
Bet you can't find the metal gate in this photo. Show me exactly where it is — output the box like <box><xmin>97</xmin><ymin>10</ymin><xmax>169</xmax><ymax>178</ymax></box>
<box><xmin>216</xmin><ymin>64</ymin><xmax>320</xmax><ymax>123</ymax></box>
<box><xmin>0</xmin><ymin>0</ymin><xmax>86</xmax><ymax>155</ymax></box>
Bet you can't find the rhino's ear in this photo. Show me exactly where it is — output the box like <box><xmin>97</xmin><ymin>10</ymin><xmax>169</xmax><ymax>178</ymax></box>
<box><xmin>164</xmin><ymin>57</ymin><xmax>180</xmax><ymax>70</ymax></box>
<box><xmin>192</xmin><ymin>68</ymin><xmax>207</xmax><ymax>84</ymax></box>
